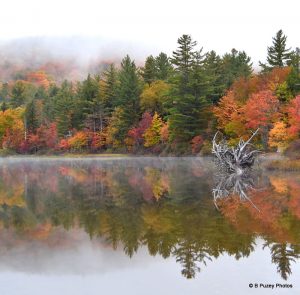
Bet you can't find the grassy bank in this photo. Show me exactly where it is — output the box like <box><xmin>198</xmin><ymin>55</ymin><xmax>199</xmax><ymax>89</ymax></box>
<box><xmin>0</xmin><ymin>149</ymin><xmax>130</xmax><ymax>158</ymax></box>
<box><xmin>265</xmin><ymin>159</ymin><xmax>300</xmax><ymax>171</ymax></box>
<box><xmin>45</xmin><ymin>153</ymin><xmax>129</xmax><ymax>158</ymax></box>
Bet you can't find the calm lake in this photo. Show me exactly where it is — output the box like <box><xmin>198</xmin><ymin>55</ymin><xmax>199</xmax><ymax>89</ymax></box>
<box><xmin>0</xmin><ymin>157</ymin><xmax>299</xmax><ymax>295</ymax></box>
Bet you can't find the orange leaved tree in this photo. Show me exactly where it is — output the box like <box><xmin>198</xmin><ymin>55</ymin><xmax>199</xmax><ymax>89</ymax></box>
<box><xmin>243</xmin><ymin>90</ymin><xmax>280</xmax><ymax>149</ymax></box>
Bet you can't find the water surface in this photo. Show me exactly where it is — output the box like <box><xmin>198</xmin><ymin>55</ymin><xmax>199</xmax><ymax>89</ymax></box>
<box><xmin>0</xmin><ymin>157</ymin><xmax>299</xmax><ymax>295</ymax></box>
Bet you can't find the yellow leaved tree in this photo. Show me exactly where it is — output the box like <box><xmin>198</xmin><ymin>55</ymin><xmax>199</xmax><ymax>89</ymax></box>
<box><xmin>268</xmin><ymin>121</ymin><xmax>290</xmax><ymax>152</ymax></box>
<box><xmin>143</xmin><ymin>112</ymin><xmax>163</xmax><ymax>147</ymax></box>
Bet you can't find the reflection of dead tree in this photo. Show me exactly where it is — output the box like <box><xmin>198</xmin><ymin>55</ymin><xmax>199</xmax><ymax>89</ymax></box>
<box><xmin>212</xmin><ymin>172</ymin><xmax>260</xmax><ymax>211</ymax></box>
<box><xmin>212</xmin><ymin>129</ymin><xmax>262</xmax><ymax>210</ymax></box>
<box><xmin>212</xmin><ymin>129</ymin><xmax>260</xmax><ymax>174</ymax></box>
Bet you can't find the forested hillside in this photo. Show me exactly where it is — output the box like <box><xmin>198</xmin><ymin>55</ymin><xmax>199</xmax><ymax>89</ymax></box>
<box><xmin>0</xmin><ymin>30</ymin><xmax>299</xmax><ymax>155</ymax></box>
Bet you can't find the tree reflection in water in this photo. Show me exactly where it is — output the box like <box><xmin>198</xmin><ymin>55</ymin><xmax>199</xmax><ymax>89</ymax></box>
<box><xmin>0</xmin><ymin>159</ymin><xmax>299</xmax><ymax>280</ymax></box>
<box><xmin>263</xmin><ymin>242</ymin><xmax>300</xmax><ymax>280</ymax></box>
<box><xmin>212</xmin><ymin>170</ymin><xmax>260</xmax><ymax>210</ymax></box>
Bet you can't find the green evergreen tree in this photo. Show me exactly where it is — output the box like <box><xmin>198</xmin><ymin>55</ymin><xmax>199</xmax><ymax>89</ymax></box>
<box><xmin>142</xmin><ymin>55</ymin><xmax>157</xmax><ymax>85</ymax></box>
<box><xmin>204</xmin><ymin>50</ymin><xmax>226</xmax><ymax>103</ymax></box>
<box><xmin>42</xmin><ymin>84</ymin><xmax>59</xmax><ymax>123</ymax></box>
<box><xmin>171</xmin><ymin>34</ymin><xmax>197</xmax><ymax>94</ymax></box>
<box><xmin>168</xmin><ymin>35</ymin><xmax>210</xmax><ymax>145</ymax></box>
<box><xmin>1</xmin><ymin>102</ymin><xmax>8</xmax><ymax>112</ymax></box>
<box><xmin>168</xmin><ymin>94</ymin><xmax>209</xmax><ymax>144</ymax></box>
<box><xmin>34</xmin><ymin>86</ymin><xmax>48</xmax><ymax>100</ymax></box>
<box><xmin>221</xmin><ymin>49</ymin><xmax>253</xmax><ymax>88</ymax></box>
<box><xmin>102</xmin><ymin>64</ymin><xmax>118</xmax><ymax>114</ymax></box>
<box><xmin>0</xmin><ymin>82</ymin><xmax>9</xmax><ymax>102</ymax></box>
<box><xmin>105</xmin><ymin>55</ymin><xmax>141</xmax><ymax>145</ymax></box>
<box><xmin>189</xmin><ymin>49</ymin><xmax>209</xmax><ymax>99</ymax></box>
<box><xmin>287</xmin><ymin>47</ymin><xmax>300</xmax><ymax>95</ymax></box>
<box><xmin>53</xmin><ymin>81</ymin><xmax>75</xmax><ymax>136</ymax></box>
<box><xmin>48</xmin><ymin>84</ymin><xmax>59</xmax><ymax>97</ymax></box>
<box><xmin>10</xmin><ymin>81</ymin><xmax>27</xmax><ymax>108</ymax></box>
<box><xmin>259</xmin><ymin>30</ymin><xmax>292</xmax><ymax>71</ymax></box>
<box><xmin>78</xmin><ymin>74</ymin><xmax>105</xmax><ymax>132</ymax></box>
<box><xmin>116</xmin><ymin>55</ymin><xmax>141</xmax><ymax>125</ymax></box>
<box><xmin>25</xmin><ymin>99</ymin><xmax>39</xmax><ymax>133</ymax></box>
<box><xmin>155</xmin><ymin>52</ymin><xmax>173</xmax><ymax>81</ymax></box>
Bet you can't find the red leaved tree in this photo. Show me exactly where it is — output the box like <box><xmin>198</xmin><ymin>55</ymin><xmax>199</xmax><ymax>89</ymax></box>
<box><xmin>287</xmin><ymin>95</ymin><xmax>300</xmax><ymax>138</ymax></box>
<box><xmin>127</xmin><ymin>112</ymin><xmax>153</xmax><ymax>148</ymax></box>
<box><xmin>243</xmin><ymin>90</ymin><xmax>280</xmax><ymax>149</ymax></box>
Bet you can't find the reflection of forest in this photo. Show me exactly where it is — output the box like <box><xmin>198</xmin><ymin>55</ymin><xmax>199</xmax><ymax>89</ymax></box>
<box><xmin>0</xmin><ymin>159</ymin><xmax>299</xmax><ymax>279</ymax></box>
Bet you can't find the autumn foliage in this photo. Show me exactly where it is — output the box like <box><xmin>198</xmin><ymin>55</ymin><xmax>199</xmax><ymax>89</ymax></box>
<box><xmin>26</xmin><ymin>71</ymin><xmax>52</xmax><ymax>89</ymax></box>
<box><xmin>191</xmin><ymin>135</ymin><xmax>204</xmax><ymax>154</ymax></box>
<box><xmin>0</xmin><ymin>43</ymin><xmax>299</xmax><ymax>154</ymax></box>
<box><xmin>127</xmin><ymin>112</ymin><xmax>153</xmax><ymax>147</ymax></box>
<box><xmin>143</xmin><ymin>112</ymin><xmax>163</xmax><ymax>148</ymax></box>
<box><xmin>213</xmin><ymin>67</ymin><xmax>300</xmax><ymax>150</ymax></box>
<box><xmin>0</xmin><ymin>108</ymin><xmax>25</xmax><ymax>151</ymax></box>
<box><xmin>268</xmin><ymin>122</ymin><xmax>290</xmax><ymax>151</ymax></box>
<box><xmin>287</xmin><ymin>96</ymin><xmax>300</xmax><ymax>137</ymax></box>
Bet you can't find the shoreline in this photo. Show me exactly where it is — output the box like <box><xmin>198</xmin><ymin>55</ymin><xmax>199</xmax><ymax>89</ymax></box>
<box><xmin>1</xmin><ymin>152</ymin><xmax>299</xmax><ymax>172</ymax></box>
<box><xmin>0</xmin><ymin>153</ymin><xmax>215</xmax><ymax>159</ymax></box>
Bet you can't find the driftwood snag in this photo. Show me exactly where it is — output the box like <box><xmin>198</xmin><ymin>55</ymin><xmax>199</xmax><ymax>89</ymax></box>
<box><xmin>212</xmin><ymin>129</ymin><xmax>260</xmax><ymax>174</ymax></box>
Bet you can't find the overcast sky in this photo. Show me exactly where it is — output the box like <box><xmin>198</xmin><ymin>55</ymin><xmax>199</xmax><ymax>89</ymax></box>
<box><xmin>0</xmin><ymin>0</ymin><xmax>299</xmax><ymax>66</ymax></box>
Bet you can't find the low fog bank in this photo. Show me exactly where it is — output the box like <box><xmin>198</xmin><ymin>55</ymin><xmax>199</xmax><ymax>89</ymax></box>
<box><xmin>0</xmin><ymin>36</ymin><xmax>156</xmax><ymax>82</ymax></box>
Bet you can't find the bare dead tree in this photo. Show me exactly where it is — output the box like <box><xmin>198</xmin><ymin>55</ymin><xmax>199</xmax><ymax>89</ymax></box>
<box><xmin>212</xmin><ymin>129</ymin><xmax>260</xmax><ymax>174</ymax></box>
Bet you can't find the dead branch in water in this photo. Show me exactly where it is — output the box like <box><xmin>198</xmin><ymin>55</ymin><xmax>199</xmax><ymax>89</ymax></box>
<box><xmin>212</xmin><ymin>129</ymin><xmax>260</xmax><ymax>174</ymax></box>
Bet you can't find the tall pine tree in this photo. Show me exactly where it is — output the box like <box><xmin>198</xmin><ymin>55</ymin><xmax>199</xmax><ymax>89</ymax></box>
<box><xmin>102</xmin><ymin>64</ymin><xmax>118</xmax><ymax>115</ymax></box>
<box><xmin>287</xmin><ymin>47</ymin><xmax>300</xmax><ymax>95</ymax></box>
<box><xmin>203</xmin><ymin>50</ymin><xmax>226</xmax><ymax>103</ymax></box>
<box><xmin>53</xmin><ymin>81</ymin><xmax>75</xmax><ymax>137</ymax></box>
<box><xmin>171</xmin><ymin>34</ymin><xmax>196</xmax><ymax>94</ymax></box>
<box><xmin>25</xmin><ymin>99</ymin><xmax>39</xmax><ymax>134</ymax></box>
<box><xmin>112</xmin><ymin>55</ymin><xmax>142</xmax><ymax>144</ymax></box>
<box><xmin>259</xmin><ymin>30</ymin><xmax>292</xmax><ymax>71</ymax></box>
<box><xmin>10</xmin><ymin>81</ymin><xmax>27</xmax><ymax>108</ymax></box>
<box><xmin>78</xmin><ymin>74</ymin><xmax>105</xmax><ymax>132</ymax></box>
<box><xmin>168</xmin><ymin>35</ymin><xmax>210</xmax><ymax>145</ymax></box>
<box><xmin>117</xmin><ymin>55</ymin><xmax>141</xmax><ymax>117</ymax></box>
<box><xmin>155</xmin><ymin>52</ymin><xmax>173</xmax><ymax>81</ymax></box>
